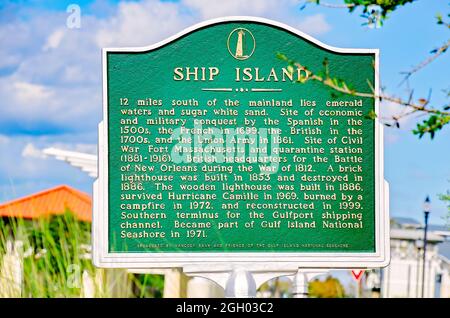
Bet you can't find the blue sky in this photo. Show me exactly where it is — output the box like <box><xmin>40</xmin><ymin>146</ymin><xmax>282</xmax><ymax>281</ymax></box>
<box><xmin>0</xmin><ymin>0</ymin><xmax>449</xmax><ymax>226</ymax></box>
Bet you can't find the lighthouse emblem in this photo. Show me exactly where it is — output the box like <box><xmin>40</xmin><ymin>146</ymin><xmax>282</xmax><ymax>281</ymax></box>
<box><xmin>227</xmin><ymin>28</ymin><xmax>255</xmax><ymax>60</ymax></box>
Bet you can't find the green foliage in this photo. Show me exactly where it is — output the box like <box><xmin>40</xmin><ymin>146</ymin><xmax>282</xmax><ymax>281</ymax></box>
<box><xmin>276</xmin><ymin>52</ymin><xmax>311</xmax><ymax>83</ymax></box>
<box><xmin>413</xmin><ymin>113</ymin><xmax>450</xmax><ymax>139</ymax></box>
<box><xmin>439</xmin><ymin>190</ymin><xmax>450</xmax><ymax>229</ymax></box>
<box><xmin>0</xmin><ymin>213</ymin><xmax>95</xmax><ymax>297</ymax></box>
<box><xmin>344</xmin><ymin>0</ymin><xmax>416</xmax><ymax>17</ymax></box>
<box><xmin>0</xmin><ymin>213</ymin><xmax>164</xmax><ymax>297</ymax></box>
<box><xmin>276</xmin><ymin>52</ymin><xmax>295</xmax><ymax>67</ymax></box>
<box><xmin>130</xmin><ymin>274</ymin><xmax>165</xmax><ymax>298</ymax></box>
<box><xmin>293</xmin><ymin>2</ymin><xmax>450</xmax><ymax>139</ymax></box>
<box><xmin>435</xmin><ymin>12</ymin><xmax>450</xmax><ymax>28</ymax></box>
<box><xmin>308</xmin><ymin>275</ymin><xmax>346</xmax><ymax>298</ymax></box>
<box><xmin>436</xmin><ymin>13</ymin><xmax>444</xmax><ymax>25</ymax></box>
<box><xmin>307</xmin><ymin>1</ymin><xmax>416</xmax><ymax>27</ymax></box>
<box><xmin>258</xmin><ymin>277</ymin><xmax>292</xmax><ymax>298</ymax></box>
<box><xmin>26</xmin><ymin>211</ymin><xmax>91</xmax><ymax>276</ymax></box>
<box><xmin>365</xmin><ymin>109</ymin><xmax>377</xmax><ymax>120</ymax></box>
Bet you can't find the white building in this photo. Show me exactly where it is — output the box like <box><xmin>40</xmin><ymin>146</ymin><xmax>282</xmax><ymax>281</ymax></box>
<box><xmin>378</xmin><ymin>217</ymin><xmax>450</xmax><ymax>298</ymax></box>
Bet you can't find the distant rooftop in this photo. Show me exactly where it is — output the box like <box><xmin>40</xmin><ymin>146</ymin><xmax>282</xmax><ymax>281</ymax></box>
<box><xmin>390</xmin><ymin>217</ymin><xmax>450</xmax><ymax>260</ymax></box>
<box><xmin>391</xmin><ymin>228</ymin><xmax>445</xmax><ymax>243</ymax></box>
<box><xmin>428</xmin><ymin>224</ymin><xmax>450</xmax><ymax>233</ymax></box>
<box><xmin>0</xmin><ymin>185</ymin><xmax>92</xmax><ymax>222</ymax></box>
<box><xmin>391</xmin><ymin>217</ymin><xmax>421</xmax><ymax>229</ymax></box>
<box><xmin>391</xmin><ymin>217</ymin><xmax>449</xmax><ymax>233</ymax></box>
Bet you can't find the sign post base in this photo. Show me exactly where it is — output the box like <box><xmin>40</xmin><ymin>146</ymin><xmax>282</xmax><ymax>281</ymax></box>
<box><xmin>224</xmin><ymin>268</ymin><xmax>257</xmax><ymax>297</ymax></box>
<box><xmin>183</xmin><ymin>265</ymin><xmax>328</xmax><ymax>298</ymax></box>
<box><xmin>290</xmin><ymin>269</ymin><xmax>328</xmax><ymax>298</ymax></box>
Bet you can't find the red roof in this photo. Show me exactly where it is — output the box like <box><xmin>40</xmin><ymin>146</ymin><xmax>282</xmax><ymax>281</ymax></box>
<box><xmin>0</xmin><ymin>185</ymin><xmax>92</xmax><ymax>222</ymax></box>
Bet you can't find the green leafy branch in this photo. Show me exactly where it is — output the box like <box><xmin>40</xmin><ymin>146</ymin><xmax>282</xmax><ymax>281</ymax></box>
<box><xmin>439</xmin><ymin>189</ymin><xmax>450</xmax><ymax>229</ymax></box>
<box><xmin>436</xmin><ymin>12</ymin><xmax>450</xmax><ymax>29</ymax></box>
<box><xmin>398</xmin><ymin>39</ymin><xmax>449</xmax><ymax>86</ymax></box>
<box><xmin>342</xmin><ymin>0</ymin><xmax>416</xmax><ymax>18</ymax></box>
<box><xmin>413</xmin><ymin>113</ymin><xmax>450</xmax><ymax>139</ymax></box>
<box><xmin>302</xmin><ymin>0</ymin><xmax>416</xmax><ymax>27</ymax></box>
<box><xmin>276</xmin><ymin>53</ymin><xmax>450</xmax><ymax>138</ymax></box>
<box><xmin>292</xmin><ymin>3</ymin><xmax>450</xmax><ymax>139</ymax></box>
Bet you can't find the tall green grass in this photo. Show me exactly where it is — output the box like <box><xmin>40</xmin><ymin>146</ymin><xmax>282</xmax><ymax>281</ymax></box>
<box><xmin>0</xmin><ymin>211</ymin><xmax>163</xmax><ymax>298</ymax></box>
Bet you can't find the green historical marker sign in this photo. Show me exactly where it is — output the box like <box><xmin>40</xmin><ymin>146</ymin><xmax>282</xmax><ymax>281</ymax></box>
<box><xmin>93</xmin><ymin>17</ymin><xmax>389</xmax><ymax>268</ymax></box>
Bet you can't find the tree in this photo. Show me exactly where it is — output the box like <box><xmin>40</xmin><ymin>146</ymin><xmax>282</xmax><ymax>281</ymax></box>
<box><xmin>289</xmin><ymin>1</ymin><xmax>450</xmax><ymax>138</ymax></box>
<box><xmin>440</xmin><ymin>189</ymin><xmax>450</xmax><ymax>228</ymax></box>
<box><xmin>308</xmin><ymin>275</ymin><xmax>346</xmax><ymax>298</ymax></box>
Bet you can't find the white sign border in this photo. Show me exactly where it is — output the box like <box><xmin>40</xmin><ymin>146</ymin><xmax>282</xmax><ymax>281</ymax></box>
<box><xmin>93</xmin><ymin>16</ymin><xmax>389</xmax><ymax>269</ymax></box>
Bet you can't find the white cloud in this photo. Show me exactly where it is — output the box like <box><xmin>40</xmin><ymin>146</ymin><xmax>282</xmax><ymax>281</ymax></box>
<box><xmin>0</xmin><ymin>78</ymin><xmax>99</xmax><ymax>132</ymax></box>
<box><xmin>94</xmin><ymin>0</ymin><xmax>331</xmax><ymax>47</ymax></box>
<box><xmin>0</xmin><ymin>135</ymin><xmax>95</xmax><ymax>201</ymax></box>
<box><xmin>22</xmin><ymin>143</ymin><xmax>46</xmax><ymax>159</ymax></box>
<box><xmin>73</xmin><ymin>143</ymin><xmax>97</xmax><ymax>154</ymax></box>
<box><xmin>0</xmin><ymin>135</ymin><xmax>9</xmax><ymax>145</ymax></box>
<box><xmin>182</xmin><ymin>0</ymin><xmax>332</xmax><ymax>35</ymax></box>
<box><xmin>296</xmin><ymin>14</ymin><xmax>331</xmax><ymax>36</ymax></box>
<box><xmin>13</xmin><ymin>81</ymin><xmax>54</xmax><ymax>104</ymax></box>
<box><xmin>380</xmin><ymin>100</ymin><xmax>404</xmax><ymax>120</ymax></box>
<box><xmin>21</xmin><ymin>141</ymin><xmax>96</xmax><ymax>160</ymax></box>
<box><xmin>182</xmin><ymin>0</ymin><xmax>296</xmax><ymax>19</ymax></box>
<box><xmin>43</xmin><ymin>29</ymin><xmax>65</xmax><ymax>51</ymax></box>
<box><xmin>49</xmin><ymin>142</ymin><xmax>97</xmax><ymax>155</ymax></box>
<box><xmin>0</xmin><ymin>11</ymin><xmax>66</xmax><ymax>70</ymax></box>
<box><xmin>96</xmin><ymin>0</ymin><xmax>191</xmax><ymax>47</ymax></box>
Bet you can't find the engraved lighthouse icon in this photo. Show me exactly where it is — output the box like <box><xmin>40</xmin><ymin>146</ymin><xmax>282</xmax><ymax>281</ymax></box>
<box><xmin>227</xmin><ymin>27</ymin><xmax>255</xmax><ymax>60</ymax></box>
<box><xmin>235</xmin><ymin>29</ymin><xmax>245</xmax><ymax>58</ymax></box>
